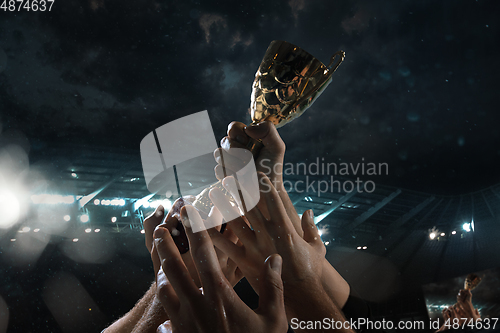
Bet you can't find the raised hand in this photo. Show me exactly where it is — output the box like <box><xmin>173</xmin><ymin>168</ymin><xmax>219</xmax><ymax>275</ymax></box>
<box><xmin>144</xmin><ymin>197</ymin><xmax>243</xmax><ymax>287</ymax></box>
<box><xmin>207</xmin><ymin>173</ymin><xmax>352</xmax><ymax>330</ymax></box>
<box><xmin>154</xmin><ymin>205</ymin><xmax>289</xmax><ymax>333</ymax></box>
<box><xmin>456</xmin><ymin>289</ymin><xmax>481</xmax><ymax>321</ymax></box>
<box><xmin>213</xmin><ymin>121</ymin><xmax>303</xmax><ymax>236</ymax></box>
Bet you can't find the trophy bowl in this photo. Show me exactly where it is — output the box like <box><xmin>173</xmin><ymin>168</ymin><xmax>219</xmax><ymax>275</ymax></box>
<box><xmin>250</xmin><ymin>40</ymin><xmax>345</xmax><ymax>129</ymax></box>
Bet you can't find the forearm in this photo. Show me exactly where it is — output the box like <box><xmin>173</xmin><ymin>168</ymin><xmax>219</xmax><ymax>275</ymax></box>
<box><xmin>131</xmin><ymin>294</ymin><xmax>169</xmax><ymax>333</ymax></box>
<box><xmin>104</xmin><ymin>282</ymin><xmax>160</xmax><ymax>333</ymax></box>
<box><xmin>321</xmin><ymin>258</ymin><xmax>350</xmax><ymax>309</ymax></box>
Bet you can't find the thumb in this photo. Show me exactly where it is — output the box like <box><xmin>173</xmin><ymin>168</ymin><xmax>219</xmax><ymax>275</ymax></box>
<box><xmin>244</xmin><ymin>121</ymin><xmax>284</xmax><ymax>154</ymax></box>
<box><xmin>301</xmin><ymin>209</ymin><xmax>321</xmax><ymax>244</ymax></box>
<box><xmin>257</xmin><ymin>254</ymin><xmax>285</xmax><ymax>317</ymax></box>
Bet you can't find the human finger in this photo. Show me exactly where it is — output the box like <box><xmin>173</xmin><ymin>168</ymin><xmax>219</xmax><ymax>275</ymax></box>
<box><xmin>180</xmin><ymin>206</ymin><xmax>228</xmax><ymax>297</ymax></box>
<box><xmin>144</xmin><ymin>204</ymin><xmax>165</xmax><ymax>253</ymax></box>
<box><xmin>151</xmin><ymin>241</ymin><xmax>161</xmax><ymax>278</ymax></box>
<box><xmin>227</xmin><ymin>121</ymin><xmax>249</xmax><ymax>146</ymax></box>
<box><xmin>214</xmin><ymin>147</ymin><xmax>252</xmax><ymax>176</ymax></box>
<box><xmin>258</xmin><ymin>173</ymin><xmax>295</xmax><ymax>236</ymax></box>
<box><xmin>256</xmin><ymin>254</ymin><xmax>287</xmax><ymax>331</ymax></box>
<box><xmin>209</xmin><ymin>187</ymin><xmax>255</xmax><ymax>244</ymax></box>
<box><xmin>244</xmin><ymin>121</ymin><xmax>285</xmax><ymax>155</ymax></box>
<box><xmin>222</xmin><ymin>175</ymin><xmax>262</xmax><ymax>226</ymax></box>
<box><xmin>207</xmin><ymin>226</ymin><xmax>245</xmax><ymax>263</ymax></box>
<box><xmin>156</xmin><ymin>266</ymin><xmax>180</xmax><ymax>314</ymax></box>
<box><xmin>301</xmin><ymin>209</ymin><xmax>324</xmax><ymax>251</ymax></box>
<box><xmin>204</xmin><ymin>205</ymin><xmax>223</xmax><ymax>230</ymax></box>
<box><xmin>154</xmin><ymin>227</ymin><xmax>200</xmax><ymax>300</ymax></box>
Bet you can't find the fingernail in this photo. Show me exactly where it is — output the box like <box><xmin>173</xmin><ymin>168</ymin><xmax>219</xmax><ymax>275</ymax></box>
<box><xmin>307</xmin><ymin>209</ymin><xmax>314</xmax><ymax>219</ymax></box>
<box><xmin>269</xmin><ymin>255</ymin><xmax>282</xmax><ymax>274</ymax></box>
<box><xmin>236</xmin><ymin>135</ymin><xmax>248</xmax><ymax>145</ymax></box>
<box><xmin>154</xmin><ymin>227</ymin><xmax>165</xmax><ymax>239</ymax></box>
<box><xmin>156</xmin><ymin>205</ymin><xmax>164</xmax><ymax>217</ymax></box>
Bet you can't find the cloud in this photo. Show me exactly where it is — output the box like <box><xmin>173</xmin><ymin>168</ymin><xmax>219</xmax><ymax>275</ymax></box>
<box><xmin>289</xmin><ymin>0</ymin><xmax>306</xmax><ymax>22</ymax></box>
<box><xmin>199</xmin><ymin>13</ymin><xmax>227</xmax><ymax>43</ymax></box>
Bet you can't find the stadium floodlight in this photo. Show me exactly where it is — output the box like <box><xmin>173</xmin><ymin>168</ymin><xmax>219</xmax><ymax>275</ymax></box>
<box><xmin>31</xmin><ymin>194</ymin><xmax>75</xmax><ymax>205</ymax></box>
<box><xmin>80</xmin><ymin>214</ymin><xmax>89</xmax><ymax>223</ymax></box>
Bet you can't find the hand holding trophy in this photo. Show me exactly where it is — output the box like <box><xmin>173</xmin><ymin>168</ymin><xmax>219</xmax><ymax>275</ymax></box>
<box><xmin>192</xmin><ymin>40</ymin><xmax>345</xmax><ymax>214</ymax></box>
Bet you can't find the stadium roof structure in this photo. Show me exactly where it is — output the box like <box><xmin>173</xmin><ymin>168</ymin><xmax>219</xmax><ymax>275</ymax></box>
<box><xmin>30</xmin><ymin>144</ymin><xmax>500</xmax><ymax>286</ymax></box>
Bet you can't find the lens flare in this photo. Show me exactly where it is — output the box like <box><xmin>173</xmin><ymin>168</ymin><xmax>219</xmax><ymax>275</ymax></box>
<box><xmin>0</xmin><ymin>190</ymin><xmax>21</xmax><ymax>229</ymax></box>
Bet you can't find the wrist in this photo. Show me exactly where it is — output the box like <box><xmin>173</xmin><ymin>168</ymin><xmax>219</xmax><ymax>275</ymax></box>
<box><xmin>284</xmin><ymin>276</ymin><xmax>332</xmax><ymax>318</ymax></box>
<box><xmin>321</xmin><ymin>258</ymin><xmax>350</xmax><ymax>309</ymax></box>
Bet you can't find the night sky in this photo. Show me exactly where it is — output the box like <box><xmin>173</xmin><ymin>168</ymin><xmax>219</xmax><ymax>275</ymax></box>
<box><xmin>0</xmin><ymin>0</ymin><xmax>500</xmax><ymax>194</ymax></box>
<box><xmin>1</xmin><ymin>1</ymin><xmax>500</xmax><ymax>332</ymax></box>
<box><xmin>1</xmin><ymin>0</ymin><xmax>499</xmax><ymax>195</ymax></box>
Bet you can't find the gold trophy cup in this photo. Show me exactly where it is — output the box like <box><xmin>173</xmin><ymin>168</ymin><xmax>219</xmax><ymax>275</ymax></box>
<box><xmin>464</xmin><ymin>273</ymin><xmax>482</xmax><ymax>291</ymax></box>
<box><xmin>192</xmin><ymin>40</ymin><xmax>345</xmax><ymax>214</ymax></box>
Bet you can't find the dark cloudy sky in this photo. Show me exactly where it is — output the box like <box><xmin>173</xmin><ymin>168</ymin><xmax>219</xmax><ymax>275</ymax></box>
<box><xmin>1</xmin><ymin>0</ymin><xmax>499</xmax><ymax>194</ymax></box>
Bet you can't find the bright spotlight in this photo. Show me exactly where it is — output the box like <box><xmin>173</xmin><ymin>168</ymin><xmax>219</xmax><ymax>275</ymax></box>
<box><xmin>429</xmin><ymin>232</ymin><xmax>436</xmax><ymax>240</ymax></box>
<box><xmin>111</xmin><ymin>216</ymin><xmax>117</xmax><ymax>223</ymax></box>
<box><xmin>357</xmin><ymin>246</ymin><xmax>362</xmax><ymax>250</ymax></box>
<box><xmin>80</xmin><ymin>214</ymin><xmax>89</xmax><ymax>223</ymax></box>
<box><xmin>85</xmin><ymin>228</ymin><xmax>91</xmax><ymax>233</ymax></box>
<box><xmin>324</xmin><ymin>241</ymin><xmax>330</xmax><ymax>246</ymax></box>
<box><xmin>94</xmin><ymin>199</ymin><xmax>100</xmax><ymax>205</ymax></box>
<box><xmin>72</xmin><ymin>238</ymin><xmax>79</xmax><ymax>242</ymax></box>
<box><xmin>318</xmin><ymin>229</ymin><xmax>323</xmax><ymax>236</ymax></box>
<box><xmin>94</xmin><ymin>229</ymin><xmax>100</xmax><ymax>233</ymax></box>
<box><xmin>140</xmin><ymin>229</ymin><xmax>145</xmax><ymax>234</ymax></box>
<box><xmin>452</xmin><ymin>230</ymin><xmax>457</xmax><ymax>235</ymax></box>
<box><xmin>71</xmin><ymin>173</ymin><xmax>78</xmax><ymax>178</ymax></box>
<box><xmin>33</xmin><ymin>228</ymin><xmax>40</xmax><ymax>233</ymax></box>
<box><xmin>11</xmin><ymin>239</ymin><xmax>16</xmax><ymax>242</ymax></box>
<box><xmin>63</xmin><ymin>215</ymin><xmax>71</xmax><ymax>222</ymax></box>
<box><xmin>142</xmin><ymin>201</ymin><xmax>150</xmax><ymax>208</ymax></box>
<box><xmin>0</xmin><ymin>190</ymin><xmax>21</xmax><ymax>229</ymax></box>
<box><xmin>362</xmin><ymin>246</ymin><xmax>367</xmax><ymax>250</ymax></box>
<box><xmin>462</xmin><ymin>223</ymin><xmax>471</xmax><ymax>232</ymax></box>
<box><xmin>118</xmin><ymin>199</ymin><xmax>126</xmax><ymax>206</ymax></box>
<box><xmin>471</xmin><ymin>220</ymin><xmax>475</xmax><ymax>232</ymax></box>
<box><xmin>440</xmin><ymin>232</ymin><xmax>445</xmax><ymax>237</ymax></box>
